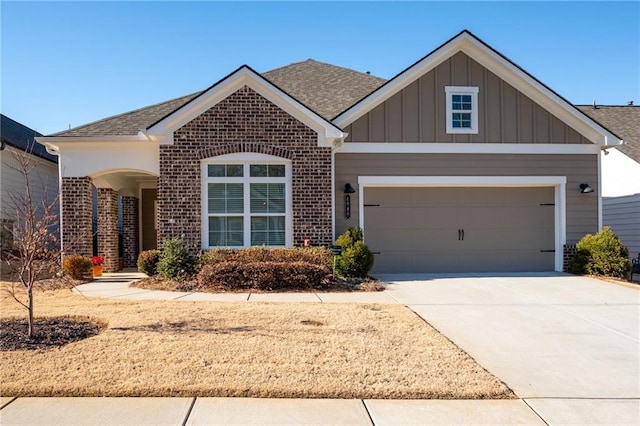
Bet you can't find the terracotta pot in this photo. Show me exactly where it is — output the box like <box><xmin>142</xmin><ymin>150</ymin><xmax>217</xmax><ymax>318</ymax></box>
<box><xmin>93</xmin><ymin>265</ymin><xmax>103</xmax><ymax>277</ymax></box>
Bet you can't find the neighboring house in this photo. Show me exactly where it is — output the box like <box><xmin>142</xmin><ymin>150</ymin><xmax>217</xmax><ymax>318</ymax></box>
<box><xmin>578</xmin><ymin>105</ymin><xmax>640</xmax><ymax>259</ymax></box>
<box><xmin>1</xmin><ymin>114</ymin><xmax>58</xmax><ymax>251</ymax></box>
<box><xmin>36</xmin><ymin>30</ymin><xmax>622</xmax><ymax>274</ymax></box>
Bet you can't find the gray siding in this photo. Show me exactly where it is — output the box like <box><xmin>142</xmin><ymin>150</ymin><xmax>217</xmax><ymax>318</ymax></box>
<box><xmin>603</xmin><ymin>195</ymin><xmax>640</xmax><ymax>259</ymax></box>
<box><xmin>344</xmin><ymin>52</ymin><xmax>589</xmax><ymax>144</ymax></box>
<box><xmin>1</xmin><ymin>148</ymin><xmax>59</xmax><ymax>221</ymax></box>
<box><xmin>335</xmin><ymin>153</ymin><xmax>598</xmax><ymax>244</ymax></box>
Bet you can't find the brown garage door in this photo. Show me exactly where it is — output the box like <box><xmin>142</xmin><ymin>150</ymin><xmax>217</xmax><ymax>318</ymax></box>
<box><xmin>364</xmin><ymin>187</ymin><xmax>555</xmax><ymax>273</ymax></box>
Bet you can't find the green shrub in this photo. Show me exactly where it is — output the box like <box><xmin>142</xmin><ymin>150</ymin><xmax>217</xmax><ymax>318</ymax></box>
<box><xmin>199</xmin><ymin>246</ymin><xmax>332</xmax><ymax>268</ymax></box>
<box><xmin>336</xmin><ymin>241</ymin><xmax>374</xmax><ymax>278</ymax></box>
<box><xmin>335</xmin><ymin>227</ymin><xmax>363</xmax><ymax>249</ymax></box>
<box><xmin>137</xmin><ymin>249</ymin><xmax>160</xmax><ymax>276</ymax></box>
<box><xmin>197</xmin><ymin>261</ymin><xmax>332</xmax><ymax>290</ymax></box>
<box><xmin>62</xmin><ymin>255</ymin><xmax>92</xmax><ymax>279</ymax></box>
<box><xmin>568</xmin><ymin>227</ymin><xmax>631</xmax><ymax>278</ymax></box>
<box><xmin>333</xmin><ymin>227</ymin><xmax>374</xmax><ymax>278</ymax></box>
<box><xmin>157</xmin><ymin>238</ymin><xmax>193</xmax><ymax>279</ymax></box>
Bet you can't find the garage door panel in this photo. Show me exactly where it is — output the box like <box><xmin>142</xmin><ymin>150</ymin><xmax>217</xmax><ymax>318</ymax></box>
<box><xmin>412</xmin><ymin>187</ymin><xmax>462</xmax><ymax>206</ymax></box>
<box><xmin>373</xmin><ymin>250</ymin><xmax>463</xmax><ymax>273</ymax></box>
<box><xmin>365</xmin><ymin>208</ymin><xmax>412</xmax><ymax>230</ymax></box>
<box><xmin>367</xmin><ymin>188</ymin><xmax>413</xmax><ymax>207</ymax></box>
<box><xmin>459</xmin><ymin>206</ymin><xmax>554</xmax><ymax>229</ymax></box>
<box><xmin>410</xmin><ymin>207</ymin><xmax>460</xmax><ymax>228</ymax></box>
<box><xmin>365</xmin><ymin>186</ymin><xmax>555</xmax><ymax>273</ymax></box>
<box><xmin>462</xmin><ymin>228</ymin><xmax>555</xmax><ymax>251</ymax></box>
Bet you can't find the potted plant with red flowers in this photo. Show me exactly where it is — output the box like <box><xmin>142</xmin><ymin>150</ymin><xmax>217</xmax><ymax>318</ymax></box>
<box><xmin>92</xmin><ymin>255</ymin><xmax>105</xmax><ymax>277</ymax></box>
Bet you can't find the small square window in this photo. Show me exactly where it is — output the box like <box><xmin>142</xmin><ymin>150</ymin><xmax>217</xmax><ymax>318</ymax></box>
<box><xmin>445</xmin><ymin>86</ymin><xmax>479</xmax><ymax>134</ymax></box>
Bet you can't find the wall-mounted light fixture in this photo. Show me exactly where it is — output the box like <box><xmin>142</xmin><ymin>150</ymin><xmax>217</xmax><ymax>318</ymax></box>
<box><xmin>579</xmin><ymin>183</ymin><xmax>594</xmax><ymax>194</ymax></box>
<box><xmin>344</xmin><ymin>183</ymin><xmax>356</xmax><ymax>218</ymax></box>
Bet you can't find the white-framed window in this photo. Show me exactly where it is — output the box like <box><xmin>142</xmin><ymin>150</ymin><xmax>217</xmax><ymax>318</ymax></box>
<box><xmin>201</xmin><ymin>153</ymin><xmax>292</xmax><ymax>249</ymax></box>
<box><xmin>445</xmin><ymin>86</ymin><xmax>479</xmax><ymax>134</ymax></box>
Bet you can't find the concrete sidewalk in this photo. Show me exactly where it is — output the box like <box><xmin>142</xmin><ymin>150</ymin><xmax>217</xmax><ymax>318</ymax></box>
<box><xmin>72</xmin><ymin>272</ymin><xmax>399</xmax><ymax>304</ymax></box>
<box><xmin>0</xmin><ymin>397</ymin><xmax>551</xmax><ymax>425</ymax></box>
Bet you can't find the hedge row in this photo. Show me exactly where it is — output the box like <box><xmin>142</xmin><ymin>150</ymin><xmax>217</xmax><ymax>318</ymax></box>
<box><xmin>197</xmin><ymin>261</ymin><xmax>332</xmax><ymax>290</ymax></box>
<box><xmin>199</xmin><ymin>246</ymin><xmax>332</xmax><ymax>268</ymax></box>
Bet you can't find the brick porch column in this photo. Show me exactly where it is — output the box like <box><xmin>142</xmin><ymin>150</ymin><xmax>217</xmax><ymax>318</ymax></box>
<box><xmin>97</xmin><ymin>188</ymin><xmax>119</xmax><ymax>272</ymax></box>
<box><xmin>61</xmin><ymin>177</ymin><xmax>93</xmax><ymax>257</ymax></box>
<box><xmin>121</xmin><ymin>196</ymin><xmax>139</xmax><ymax>268</ymax></box>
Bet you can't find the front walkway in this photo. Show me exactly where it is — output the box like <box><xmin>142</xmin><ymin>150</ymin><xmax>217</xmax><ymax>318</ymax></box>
<box><xmin>72</xmin><ymin>271</ymin><xmax>398</xmax><ymax>304</ymax></box>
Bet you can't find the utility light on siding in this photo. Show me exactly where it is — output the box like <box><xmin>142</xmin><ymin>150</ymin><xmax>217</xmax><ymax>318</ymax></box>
<box><xmin>344</xmin><ymin>183</ymin><xmax>356</xmax><ymax>194</ymax></box>
<box><xmin>580</xmin><ymin>183</ymin><xmax>594</xmax><ymax>194</ymax></box>
<box><xmin>344</xmin><ymin>183</ymin><xmax>356</xmax><ymax>219</ymax></box>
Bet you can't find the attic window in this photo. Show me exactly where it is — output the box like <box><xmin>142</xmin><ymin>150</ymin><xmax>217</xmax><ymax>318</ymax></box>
<box><xmin>445</xmin><ymin>86</ymin><xmax>479</xmax><ymax>134</ymax></box>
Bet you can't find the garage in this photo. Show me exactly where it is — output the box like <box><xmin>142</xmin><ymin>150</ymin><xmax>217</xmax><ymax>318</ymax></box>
<box><xmin>364</xmin><ymin>186</ymin><xmax>556</xmax><ymax>273</ymax></box>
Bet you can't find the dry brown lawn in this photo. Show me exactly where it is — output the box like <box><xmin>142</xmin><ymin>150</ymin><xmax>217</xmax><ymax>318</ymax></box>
<box><xmin>0</xmin><ymin>283</ymin><xmax>513</xmax><ymax>399</ymax></box>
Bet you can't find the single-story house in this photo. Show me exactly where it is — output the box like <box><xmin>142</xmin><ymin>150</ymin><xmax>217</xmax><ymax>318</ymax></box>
<box><xmin>579</xmin><ymin>105</ymin><xmax>640</xmax><ymax>259</ymax></box>
<box><xmin>1</xmin><ymin>114</ymin><xmax>58</xmax><ymax>251</ymax></box>
<box><xmin>37</xmin><ymin>30</ymin><xmax>623</xmax><ymax>274</ymax></box>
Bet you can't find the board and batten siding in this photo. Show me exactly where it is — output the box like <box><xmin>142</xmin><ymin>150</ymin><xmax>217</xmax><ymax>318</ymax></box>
<box><xmin>335</xmin><ymin>153</ymin><xmax>598</xmax><ymax>244</ymax></box>
<box><xmin>344</xmin><ymin>52</ymin><xmax>590</xmax><ymax>145</ymax></box>
<box><xmin>603</xmin><ymin>195</ymin><xmax>640</xmax><ymax>260</ymax></box>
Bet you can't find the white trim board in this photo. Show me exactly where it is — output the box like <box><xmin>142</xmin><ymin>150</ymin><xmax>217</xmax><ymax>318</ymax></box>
<box><xmin>357</xmin><ymin>175</ymin><xmax>567</xmax><ymax>272</ymax></box>
<box><xmin>336</xmin><ymin>143</ymin><xmax>601</xmax><ymax>155</ymax></box>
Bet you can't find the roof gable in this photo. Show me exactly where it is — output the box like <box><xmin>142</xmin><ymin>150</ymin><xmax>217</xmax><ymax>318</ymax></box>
<box><xmin>0</xmin><ymin>114</ymin><xmax>56</xmax><ymax>163</ymax></box>
<box><xmin>334</xmin><ymin>30</ymin><xmax>622</xmax><ymax>147</ymax></box>
<box><xmin>145</xmin><ymin>66</ymin><xmax>346</xmax><ymax>147</ymax></box>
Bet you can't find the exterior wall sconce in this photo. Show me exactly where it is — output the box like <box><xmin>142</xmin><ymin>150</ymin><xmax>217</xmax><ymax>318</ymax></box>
<box><xmin>580</xmin><ymin>183</ymin><xmax>594</xmax><ymax>194</ymax></box>
<box><xmin>344</xmin><ymin>183</ymin><xmax>356</xmax><ymax>218</ymax></box>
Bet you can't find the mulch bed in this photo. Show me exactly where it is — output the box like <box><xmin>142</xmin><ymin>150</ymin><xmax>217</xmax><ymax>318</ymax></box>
<box><xmin>0</xmin><ymin>317</ymin><xmax>106</xmax><ymax>351</ymax></box>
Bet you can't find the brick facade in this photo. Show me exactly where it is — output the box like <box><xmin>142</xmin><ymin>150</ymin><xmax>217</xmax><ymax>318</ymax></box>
<box><xmin>97</xmin><ymin>188</ymin><xmax>119</xmax><ymax>272</ymax></box>
<box><xmin>122</xmin><ymin>196</ymin><xmax>139</xmax><ymax>268</ymax></box>
<box><xmin>158</xmin><ymin>85</ymin><xmax>333</xmax><ymax>254</ymax></box>
<box><xmin>563</xmin><ymin>244</ymin><xmax>578</xmax><ymax>272</ymax></box>
<box><xmin>61</xmin><ymin>177</ymin><xmax>94</xmax><ymax>257</ymax></box>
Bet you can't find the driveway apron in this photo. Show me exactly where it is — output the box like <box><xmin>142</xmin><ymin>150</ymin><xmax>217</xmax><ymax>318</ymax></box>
<box><xmin>379</xmin><ymin>273</ymin><xmax>640</xmax><ymax>422</ymax></box>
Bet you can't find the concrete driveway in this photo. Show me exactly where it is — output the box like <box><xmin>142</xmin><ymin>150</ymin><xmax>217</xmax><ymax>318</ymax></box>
<box><xmin>378</xmin><ymin>272</ymin><xmax>640</xmax><ymax>424</ymax></box>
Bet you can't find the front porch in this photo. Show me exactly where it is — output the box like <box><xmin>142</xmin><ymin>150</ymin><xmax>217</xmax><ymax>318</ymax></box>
<box><xmin>61</xmin><ymin>171</ymin><xmax>157</xmax><ymax>272</ymax></box>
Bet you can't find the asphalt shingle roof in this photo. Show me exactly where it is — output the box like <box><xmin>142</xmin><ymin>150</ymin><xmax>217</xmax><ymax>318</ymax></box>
<box><xmin>577</xmin><ymin>105</ymin><xmax>640</xmax><ymax>162</ymax></box>
<box><xmin>51</xmin><ymin>59</ymin><xmax>386</xmax><ymax>138</ymax></box>
<box><xmin>1</xmin><ymin>114</ymin><xmax>55</xmax><ymax>163</ymax></box>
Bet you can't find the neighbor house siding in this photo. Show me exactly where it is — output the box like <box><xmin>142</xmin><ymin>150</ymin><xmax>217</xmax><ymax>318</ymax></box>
<box><xmin>335</xmin><ymin>153</ymin><xmax>598</xmax><ymax>244</ymax></box>
<box><xmin>603</xmin><ymin>194</ymin><xmax>640</xmax><ymax>259</ymax></box>
<box><xmin>158</xmin><ymin>85</ymin><xmax>333</xmax><ymax>254</ymax></box>
<box><xmin>0</xmin><ymin>147</ymin><xmax>58</xmax><ymax>221</ymax></box>
<box><xmin>344</xmin><ymin>52</ymin><xmax>589</xmax><ymax>144</ymax></box>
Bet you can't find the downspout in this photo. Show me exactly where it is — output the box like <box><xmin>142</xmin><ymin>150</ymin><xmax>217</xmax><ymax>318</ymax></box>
<box><xmin>41</xmin><ymin>141</ymin><xmax>64</xmax><ymax>261</ymax></box>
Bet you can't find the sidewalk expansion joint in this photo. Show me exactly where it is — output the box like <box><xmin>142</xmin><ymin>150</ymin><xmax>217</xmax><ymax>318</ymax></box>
<box><xmin>181</xmin><ymin>397</ymin><xmax>197</xmax><ymax>426</ymax></box>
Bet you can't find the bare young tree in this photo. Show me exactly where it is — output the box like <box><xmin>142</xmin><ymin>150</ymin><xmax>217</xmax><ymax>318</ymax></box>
<box><xmin>2</xmin><ymin>141</ymin><xmax>60</xmax><ymax>338</ymax></box>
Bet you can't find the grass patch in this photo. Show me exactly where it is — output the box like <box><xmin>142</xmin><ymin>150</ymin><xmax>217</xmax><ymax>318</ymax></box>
<box><xmin>0</xmin><ymin>282</ymin><xmax>513</xmax><ymax>399</ymax></box>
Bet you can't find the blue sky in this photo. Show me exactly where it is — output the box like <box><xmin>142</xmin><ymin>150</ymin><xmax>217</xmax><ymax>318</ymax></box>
<box><xmin>2</xmin><ymin>1</ymin><xmax>639</xmax><ymax>135</ymax></box>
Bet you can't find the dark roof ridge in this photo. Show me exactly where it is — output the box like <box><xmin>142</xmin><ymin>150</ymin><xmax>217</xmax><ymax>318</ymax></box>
<box><xmin>263</xmin><ymin>58</ymin><xmax>386</xmax><ymax>82</ymax></box>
